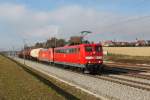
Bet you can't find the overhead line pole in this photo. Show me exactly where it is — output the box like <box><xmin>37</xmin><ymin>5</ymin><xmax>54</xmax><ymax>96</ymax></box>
<box><xmin>55</xmin><ymin>26</ymin><xmax>59</xmax><ymax>48</ymax></box>
<box><xmin>23</xmin><ymin>39</ymin><xmax>26</xmax><ymax>65</ymax></box>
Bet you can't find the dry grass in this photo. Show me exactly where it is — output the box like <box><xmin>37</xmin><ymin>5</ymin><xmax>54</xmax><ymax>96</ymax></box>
<box><xmin>104</xmin><ymin>53</ymin><xmax>150</xmax><ymax>64</ymax></box>
<box><xmin>0</xmin><ymin>55</ymin><xmax>66</xmax><ymax>100</ymax></box>
<box><xmin>103</xmin><ymin>47</ymin><xmax>150</xmax><ymax>57</ymax></box>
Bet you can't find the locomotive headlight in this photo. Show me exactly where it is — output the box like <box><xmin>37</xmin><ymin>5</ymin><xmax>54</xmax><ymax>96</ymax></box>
<box><xmin>85</xmin><ymin>56</ymin><xmax>94</xmax><ymax>59</ymax></box>
<box><xmin>98</xmin><ymin>61</ymin><xmax>101</xmax><ymax>63</ymax></box>
<box><xmin>96</xmin><ymin>56</ymin><xmax>103</xmax><ymax>59</ymax></box>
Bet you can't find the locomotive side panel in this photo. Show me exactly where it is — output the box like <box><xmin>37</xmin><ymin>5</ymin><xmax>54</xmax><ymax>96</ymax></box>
<box><xmin>38</xmin><ymin>48</ymin><xmax>54</xmax><ymax>62</ymax></box>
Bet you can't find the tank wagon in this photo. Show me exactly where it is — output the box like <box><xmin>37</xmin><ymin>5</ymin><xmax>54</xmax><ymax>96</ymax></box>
<box><xmin>18</xmin><ymin>43</ymin><xmax>103</xmax><ymax>73</ymax></box>
<box><xmin>30</xmin><ymin>48</ymin><xmax>43</xmax><ymax>60</ymax></box>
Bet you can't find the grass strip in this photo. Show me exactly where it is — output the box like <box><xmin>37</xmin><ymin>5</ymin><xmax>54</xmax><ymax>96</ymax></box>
<box><xmin>0</xmin><ymin>55</ymin><xmax>65</xmax><ymax>100</ymax></box>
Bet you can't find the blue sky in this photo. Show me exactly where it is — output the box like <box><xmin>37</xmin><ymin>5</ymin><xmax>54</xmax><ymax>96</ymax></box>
<box><xmin>1</xmin><ymin>0</ymin><xmax>149</xmax><ymax>13</ymax></box>
<box><xmin>1</xmin><ymin>0</ymin><xmax>149</xmax><ymax>12</ymax></box>
<box><xmin>0</xmin><ymin>0</ymin><xmax>150</xmax><ymax>50</ymax></box>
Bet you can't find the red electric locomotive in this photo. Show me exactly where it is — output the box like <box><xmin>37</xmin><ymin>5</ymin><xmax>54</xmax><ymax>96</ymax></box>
<box><xmin>54</xmin><ymin>43</ymin><xmax>103</xmax><ymax>73</ymax></box>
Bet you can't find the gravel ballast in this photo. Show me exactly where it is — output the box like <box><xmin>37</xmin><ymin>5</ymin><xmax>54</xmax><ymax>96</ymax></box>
<box><xmin>13</xmin><ymin>57</ymin><xmax>150</xmax><ymax>100</ymax></box>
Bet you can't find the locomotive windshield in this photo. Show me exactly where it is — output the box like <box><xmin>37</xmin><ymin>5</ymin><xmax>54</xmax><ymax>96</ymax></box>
<box><xmin>95</xmin><ymin>46</ymin><xmax>102</xmax><ymax>52</ymax></box>
<box><xmin>85</xmin><ymin>45</ymin><xmax>102</xmax><ymax>52</ymax></box>
<box><xmin>85</xmin><ymin>46</ymin><xmax>93</xmax><ymax>52</ymax></box>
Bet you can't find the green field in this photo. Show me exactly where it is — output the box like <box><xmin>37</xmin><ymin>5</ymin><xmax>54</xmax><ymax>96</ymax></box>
<box><xmin>0</xmin><ymin>55</ymin><xmax>67</xmax><ymax>100</ymax></box>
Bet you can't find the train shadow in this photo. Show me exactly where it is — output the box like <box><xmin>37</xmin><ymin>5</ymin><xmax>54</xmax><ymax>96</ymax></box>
<box><xmin>101</xmin><ymin>64</ymin><xmax>147</xmax><ymax>75</ymax></box>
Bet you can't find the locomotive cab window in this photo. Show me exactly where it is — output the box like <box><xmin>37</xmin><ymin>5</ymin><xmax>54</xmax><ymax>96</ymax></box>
<box><xmin>85</xmin><ymin>46</ymin><xmax>93</xmax><ymax>52</ymax></box>
<box><xmin>95</xmin><ymin>46</ymin><xmax>102</xmax><ymax>52</ymax></box>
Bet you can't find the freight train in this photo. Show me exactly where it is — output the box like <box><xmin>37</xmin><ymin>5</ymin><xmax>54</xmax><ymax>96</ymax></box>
<box><xmin>18</xmin><ymin>43</ymin><xmax>104</xmax><ymax>73</ymax></box>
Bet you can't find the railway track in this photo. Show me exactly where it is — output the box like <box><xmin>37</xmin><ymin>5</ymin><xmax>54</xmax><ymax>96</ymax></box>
<box><xmin>49</xmin><ymin>62</ymin><xmax>150</xmax><ymax>92</ymax></box>
<box><xmin>14</xmin><ymin>57</ymin><xmax>150</xmax><ymax>92</ymax></box>
<box><xmin>57</xmin><ymin>66</ymin><xmax>150</xmax><ymax>92</ymax></box>
<box><xmin>105</xmin><ymin>61</ymin><xmax>150</xmax><ymax>67</ymax></box>
<box><xmin>104</xmin><ymin>66</ymin><xmax>150</xmax><ymax>80</ymax></box>
<box><xmin>94</xmin><ymin>75</ymin><xmax>150</xmax><ymax>91</ymax></box>
<box><xmin>125</xmin><ymin>73</ymin><xmax>150</xmax><ymax>80</ymax></box>
<box><xmin>55</xmin><ymin>62</ymin><xmax>150</xmax><ymax>92</ymax></box>
<box><xmin>105</xmin><ymin>63</ymin><xmax>150</xmax><ymax>71</ymax></box>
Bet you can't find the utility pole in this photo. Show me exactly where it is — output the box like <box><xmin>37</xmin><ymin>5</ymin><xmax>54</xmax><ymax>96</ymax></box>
<box><xmin>54</xmin><ymin>26</ymin><xmax>59</xmax><ymax>48</ymax></box>
<box><xmin>12</xmin><ymin>46</ymin><xmax>15</xmax><ymax>58</ymax></box>
<box><xmin>23</xmin><ymin>39</ymin><xmax>26</xmax><ymax>65</ymax></box>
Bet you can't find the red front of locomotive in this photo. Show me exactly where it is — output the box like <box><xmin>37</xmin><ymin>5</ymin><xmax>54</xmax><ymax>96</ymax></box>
<box><xmin>80</xmin><ymin>44</ymin><xmax>103</xmax><ymax>72</ymax></box>
<box><xmin>83</xmin><ymin>44</ymin><xmax>103</xmax><ymax>64</ymax></box>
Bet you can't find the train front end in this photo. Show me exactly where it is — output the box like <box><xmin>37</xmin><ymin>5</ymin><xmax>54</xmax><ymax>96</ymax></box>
<box><xmin>83</xmin><ymin>44</ymin><xmax>103</xmax><ymax>73</ymax></box>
